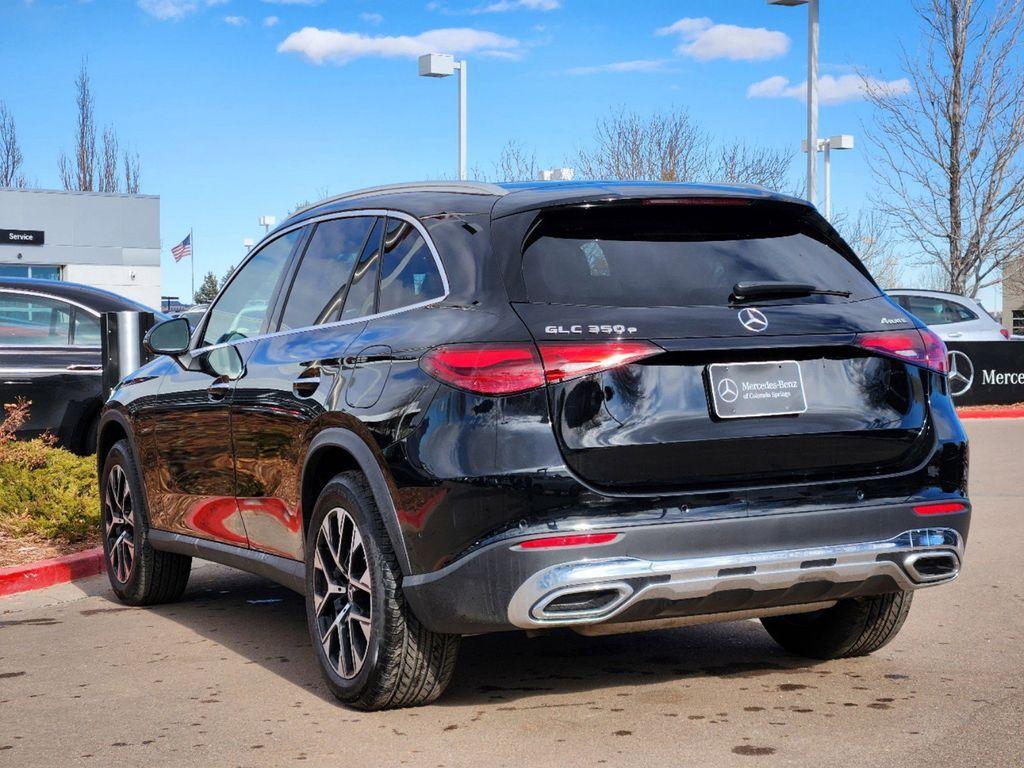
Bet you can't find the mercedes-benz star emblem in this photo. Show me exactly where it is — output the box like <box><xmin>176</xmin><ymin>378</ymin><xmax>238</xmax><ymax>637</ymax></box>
<box><xmin>717</xmin><ymin>377</ymin><xmax>739</xmax><ymax>403</ymax></box>
<box><xmin>947</xmin><ymin>350</ymin><xmax>974</xmax><ymax>397</ymax></box>
<box><xmin>738</xmin><ymin>307</ymin><xmax>768</xmax><ymax>333</ymax></box>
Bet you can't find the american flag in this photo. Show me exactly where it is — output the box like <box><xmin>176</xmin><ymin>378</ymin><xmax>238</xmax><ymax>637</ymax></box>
<box><xmin>171</xmin><ymin>233</ymin><xmax>192</xmax><ymax>262</ymax></box>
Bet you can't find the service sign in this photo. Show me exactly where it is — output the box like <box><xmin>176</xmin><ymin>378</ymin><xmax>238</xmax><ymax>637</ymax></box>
<box><xmin>0</xmin><ymin>229</ymin><xmax>44</xmax><ymax>246</ymax></box>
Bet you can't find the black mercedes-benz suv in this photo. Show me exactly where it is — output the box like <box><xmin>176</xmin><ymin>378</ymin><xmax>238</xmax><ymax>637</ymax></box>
<box><xmin>97</xmin><ymin>181</ymin><xmax>970</xmax><ymax>710</ymax></box>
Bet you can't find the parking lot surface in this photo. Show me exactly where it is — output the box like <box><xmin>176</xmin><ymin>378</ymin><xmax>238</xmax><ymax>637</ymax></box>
<box><xmin>1</xmin><ymin>420</ymin><xmax>1021</xmax><ymax>767</ymax></box>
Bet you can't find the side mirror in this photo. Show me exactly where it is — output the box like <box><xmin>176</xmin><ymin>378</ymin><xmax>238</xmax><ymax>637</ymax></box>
<box><xmin>144</xmin><ymin>317</ymin><xmax>191</xmax><ymax>357</ymax></box>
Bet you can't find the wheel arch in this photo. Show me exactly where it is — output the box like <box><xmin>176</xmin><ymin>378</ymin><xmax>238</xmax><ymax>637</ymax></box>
<box><xmin>301</xmin><ymin>428</ymin><xmax>413</xmax><ymax>575</ymax></box>
<box><xmin>96</xmin><ymin>408</ymin><xmax>132</xmax><ymax>475</ymax></box>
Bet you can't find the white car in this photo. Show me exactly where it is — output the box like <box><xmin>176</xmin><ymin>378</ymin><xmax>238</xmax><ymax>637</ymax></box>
<box><xmin>887</xmin><ymin>289</ymin><xmax>1010</xmax><ymax>341</ymax></box>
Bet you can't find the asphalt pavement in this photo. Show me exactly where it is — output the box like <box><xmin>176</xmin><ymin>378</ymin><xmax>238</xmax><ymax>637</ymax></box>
<box><xmin>1</xmin><ymin>420</ymin><xmax>1021</xmax><ymax>767</ymax></box>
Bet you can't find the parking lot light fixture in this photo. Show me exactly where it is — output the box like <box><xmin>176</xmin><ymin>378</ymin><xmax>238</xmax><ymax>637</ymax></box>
<box><xmin>769</xmin><ymin>0</ymin><xmax>818</xmax><ymax>207</ymax></box>
<box><xmin>803</xmin><ymin>134</ymin><xmax>854</xmax><ymax>220</ymax></box>
<box><xmin>259</xmin><ymin>215</ymin><xmax>276</xmax><ymax>234</ymax></box>
<box><xmin>418</xmin><ymin>53</ymin><xmax>468</xmax><ymax>180</ymax></box>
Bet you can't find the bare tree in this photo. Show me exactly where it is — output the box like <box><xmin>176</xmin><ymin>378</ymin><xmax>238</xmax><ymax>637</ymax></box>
<box><xmin>0</xmin><ymin>101</ymin><xmax>27</xmax><ymax>189</ymax></box>
<box><xmin>493</xmin><ymin>140</ymin><xmax>537</xmax><ymax>181</ymax></box>
<box><xmin>58</xmin><ymin>60</ymin><xmax>97</xmax><ymax>192</ymax></box>
<box><xmin>123</xmin><ymin>149</ymin><xmax>141</xmax><ymax>193</ymax></box>
<box><xmin>714</xmin><ymin>141</ymin><xmax>794</xmax><ymax>192</ymax></box>
<box><xmin>99</xmin><ymin>125</ymin><xmax>119</xmax><ymax>193</ymax></box>
<box><xmin>834</xmin><ymin>209</ymin><xmax>906</xmax><ymax>289</ymax></box>
<box><xmin>574</xmin><ymin>108</ymin><xmax>713</xmax><ymax>182</ymax></box>
<box><xmin>864</xmin><ymin>0</ymin><xmax>1024</xmax><ymax>297</ymax></box>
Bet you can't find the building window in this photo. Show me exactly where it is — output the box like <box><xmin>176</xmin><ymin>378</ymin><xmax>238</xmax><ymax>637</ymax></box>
<box><xmin>0</xmin><ymin>265</ymin><xmax>62</xmax><ymax>280</ymax></box>
<box><xmin>1013</xmin><ymin>310</ymin><xmax>1024</xmax><ymax>336</ymax></box>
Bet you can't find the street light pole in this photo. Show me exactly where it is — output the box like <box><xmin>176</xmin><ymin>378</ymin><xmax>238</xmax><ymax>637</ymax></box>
<box><xmin>419</xmin><ymin>53</ymin><xmax>468</xmax><ymax>180</ymax></box>
<box><xmin>807</xmin><ymin>0</ymin><xmax>819</xmax><ymax>207</ymax></box>
<box><xmin>803</xmin><ymin>134</ymin><xmax>854</xmax><ymax>221</ymax></box>
<box><xmin>769</xmin><ymin>0</ymin><xmax>819</xmax><ymax>206</ymax></box>
<box><xmin>457</xmin><ymin>59</ymin><xmax>467</xmax><ymax>181</ymax></box>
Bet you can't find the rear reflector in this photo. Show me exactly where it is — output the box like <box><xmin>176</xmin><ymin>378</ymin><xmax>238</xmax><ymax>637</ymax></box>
<box><xmin>517</xmin><ymin>532</ymin><xmax>620</xmax><ymax>549</ymax></box>
<box><xmin>913</xmin><ymin>502</ymin><xmax>967</xmax><ymax>515</ymax></box>
<box><xmin>420</xmin><ymin>340</ymin><xmax>662</xmax><ymax>396</ymax></box>
<box><xmin>855</xmin><ymin>328</ymin><xmax>948</xmax><ymax>374</ymax></box>
<box><xmin>537</xmin><ymin>340</ymin><xmax>662</xmax><ymax>384</ymax></box>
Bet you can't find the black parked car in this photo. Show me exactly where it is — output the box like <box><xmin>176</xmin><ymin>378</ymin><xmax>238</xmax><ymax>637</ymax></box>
<box><xmin>0</xmin><ymin>277</ymin><xmax>160</xmax><ymax>453</ymax></box>
<box><xmin>97</xmin><ymin>181</ymin><xmax>970</xmax><ymax>710</ymax></box>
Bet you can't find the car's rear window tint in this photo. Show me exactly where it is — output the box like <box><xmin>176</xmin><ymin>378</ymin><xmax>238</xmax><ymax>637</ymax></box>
<box><xmin>520</xmin><ymin>203</ymin><xmax>879</xmax><ymax>308</ymax></box>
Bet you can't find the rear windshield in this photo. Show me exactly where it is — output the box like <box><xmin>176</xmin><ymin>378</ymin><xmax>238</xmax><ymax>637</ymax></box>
<box><xmin>520</xmin><ymin>202</ymin><xmax>879</xmax><ymax>307</ymax></box>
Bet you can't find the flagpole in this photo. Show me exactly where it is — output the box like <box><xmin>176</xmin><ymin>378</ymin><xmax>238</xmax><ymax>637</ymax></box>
<box><xmin>190</xmin><ymin>227</ymin><xmax>195</xmax><ymax>302</ymax></box>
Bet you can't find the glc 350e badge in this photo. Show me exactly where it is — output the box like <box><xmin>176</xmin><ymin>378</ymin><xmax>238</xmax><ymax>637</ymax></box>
<box><xmin>738</xmin><ymin>307</ymin><xmax>768</xmax><ymax>333</ymax></box>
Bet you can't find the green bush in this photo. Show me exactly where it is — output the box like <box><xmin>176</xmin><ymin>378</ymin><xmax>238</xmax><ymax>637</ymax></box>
<box><xmin>0</xmin><ymin>441</ymin><xmax>100</xmax><ymax>542</ymax></box>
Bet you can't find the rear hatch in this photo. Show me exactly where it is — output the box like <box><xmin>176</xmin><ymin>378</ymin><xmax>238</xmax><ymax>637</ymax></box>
<box><xmin>506</xmin><ymin>198</ymin><xmax>935</xmax><ymax>493</ymax></box>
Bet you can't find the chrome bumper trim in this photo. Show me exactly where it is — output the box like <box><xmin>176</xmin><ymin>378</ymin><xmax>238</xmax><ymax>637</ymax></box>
<box><xmin>507</xmin><ymin>528</ymin><xmax>964</xmax><ymax>629</ymax></box>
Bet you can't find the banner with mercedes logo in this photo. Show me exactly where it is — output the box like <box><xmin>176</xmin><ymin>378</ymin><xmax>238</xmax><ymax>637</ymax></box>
<box><xmin>946</xmin><ymin>341</ymin><xmax>1024</xmax><ymax>406</ymax></box>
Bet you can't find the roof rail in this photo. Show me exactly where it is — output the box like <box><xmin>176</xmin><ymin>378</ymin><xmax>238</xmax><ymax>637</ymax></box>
<box><xmin>291</xmin><ymin>181</ymin><xmax>509</xmax><ymax>217</ymax></box>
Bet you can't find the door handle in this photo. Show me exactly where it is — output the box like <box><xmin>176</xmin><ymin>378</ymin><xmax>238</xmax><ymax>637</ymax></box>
<box><xmin>292</xmin><ymin>375</ymin><xmax>322</xmax><ymax>398</ymax></box>
<box><xmin>207</xmin><ymin>379</ymin><xmax>232</xmax><ymax>401</ymax></box>
<box><xmin>946</xmin><ymin>332</ymin><xmax>963</xmax><ymax>339</ymax></box>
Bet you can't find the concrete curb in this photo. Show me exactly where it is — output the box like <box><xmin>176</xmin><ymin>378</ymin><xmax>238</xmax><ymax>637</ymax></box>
<box><xmin>0</xmin><ymin>547</ymin><xmax>105</xmax><ymax>597</ymax></box>
<box><xmin>958</xmin><ymin>408</ymin><xmax>1024</xmax><ymax>419</ymax></box>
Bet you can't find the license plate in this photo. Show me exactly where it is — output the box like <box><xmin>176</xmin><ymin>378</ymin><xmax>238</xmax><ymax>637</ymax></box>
<box><xmin>708</xmin><ymin>361</ymin><xmax>807</xmax><ymax>419</ymax></box>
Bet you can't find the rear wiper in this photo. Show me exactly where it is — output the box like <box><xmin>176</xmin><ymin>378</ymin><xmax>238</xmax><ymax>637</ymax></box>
<box><xmin>731</xmin><ymin>281</ymin><xmax>851</xmax><ymax>303</ymax></box>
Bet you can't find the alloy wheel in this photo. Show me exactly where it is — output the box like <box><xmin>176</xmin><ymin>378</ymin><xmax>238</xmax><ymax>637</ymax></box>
<box><xmin>103</xmin><ymin>465</ymin><xmax>136</xmax><ymax>583</ymax></box>
<box><xmin>312</xmin><ymin>507</ymin><xmax>373</xmax><ymax>679</ymax></box>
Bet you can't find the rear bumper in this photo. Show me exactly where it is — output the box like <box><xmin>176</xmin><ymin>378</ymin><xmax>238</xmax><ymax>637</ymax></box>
<box><xmin>402</xmin><ymin>501</ymin><xmax>970</xmax><ymax>635</ymax></box>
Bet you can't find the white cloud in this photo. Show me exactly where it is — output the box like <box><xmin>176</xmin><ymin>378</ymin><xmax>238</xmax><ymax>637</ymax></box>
<box><xmin>138</xmin><ymin>0</ymin><xmax>198</xmax><ymax>20</ymax></box>
<box><xmin>262</xmin><ymin>0</ymin><xmax>321</xmax><ymax>4</ymax></box>
<box><xmin>566</xmin><ymin>59</ymin><xmax>668</xmax><ymax>76</ymax></box>
<box><xmin>656</xmin><ymin>17</ymin><xmax>789</xmax><ymax>62</ymax></box>
<box><xmin>747</xmin><ymin>73</ymin><xmax>911</xmax><ymax>105</ymax></box>
<box><xmin>224</xmin><ymin>14</ymin><xmax>246</xmax><ymax>25</ymax></box>
<box><xmin>473</xmin><ymin>0</ymin><xmax>559</xmax><ymax>11</ymax></box>
<box><xmin>263</xmin><ymin>15</ymin><xmax>279</xmax><ymax>27</ymax></box>
<box><xmin>206</xmin><ymin>0</ymin><xmax>228</xmax><ymax>6</ymax></box>
<box><xmin>278</xmin><ymin>26</ymin><xmax>520</xmax><ymax>65</ymax></box>
<box><xmin>359</xmin><ymin>12</ymin><xmax>384</xmax><ymax>24</ymax></box>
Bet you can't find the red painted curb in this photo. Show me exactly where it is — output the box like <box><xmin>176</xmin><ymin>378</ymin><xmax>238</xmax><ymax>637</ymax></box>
<box><xmin>958</xmin><ymin>408</ymin><xmax>1024</xmax><ymax>419</ymax></box>
<box><xmin>0</xmin><ymin>547</ymin><xmax>105</xmax><ymax>598</ymax></box>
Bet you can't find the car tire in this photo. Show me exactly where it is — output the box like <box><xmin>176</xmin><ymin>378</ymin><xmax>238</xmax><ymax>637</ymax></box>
<box><xmin>305</xmin><ymin>472</ymin><xmax>460</xmax><ymax>710</ymax></box>
<box><xmin>761</xmin><ymin>591</ymin><xmax>913</xmax><ymax>660</ymax></box>
<box><xmin>101</xmin><ymin>439</ymin><xmax>192</xmax><ymax>605</ymax></box>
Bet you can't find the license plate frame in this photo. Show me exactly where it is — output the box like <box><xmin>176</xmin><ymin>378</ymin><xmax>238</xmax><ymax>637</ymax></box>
<box><xmin>707</xmin><ymin>360</ymin><xmax>808</xmax><ymax>419</ymax></box>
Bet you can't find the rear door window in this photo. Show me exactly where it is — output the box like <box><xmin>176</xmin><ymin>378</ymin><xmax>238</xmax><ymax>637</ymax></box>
<box><xmin>897</xmin><ymin>295</ymin><xmax>977</xmax><ymax>326</ymax></box>
<box><xmin>0</xmin><ymin>293</ymin><xmax>72</xmax><ymax>346</ymax></box>
<box><xmin>377</xmin><ymin>218</ymin><xmax>445</xmax><ymax>313</ymax></box>
<box><xmin>520</xmin><ymin>203</ymin><xmax>879</xmax><ymax>307</ymax></box>
<box><xmin>340</xmin><ymin>218</ymin><xmax>384</xmax><ymax>321</ymax></box>
<box><xmin>279</xmin><ymin>216</ymin><xmax>376</xmax><ymax>331</ymax></box>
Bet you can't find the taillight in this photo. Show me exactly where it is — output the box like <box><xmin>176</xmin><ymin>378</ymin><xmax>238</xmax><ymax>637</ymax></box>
<box><xmin>420</xmin><ymin>343</ymin><xmax>544</xmax><ymax>395</ymax></box>
<box><xmin>855</xmin><ymin>328</ymin><xmax>948</xmax><ymax>374</ymax></box>
<box><xmin>420</xmin><ymin>340</ymin><xmax>662</xmax><ymax>396</ymax></box>
<box><xmin>537</xmin><ymin>340</ymin><xmax>662</xmax><ymax>384</ymax></box>
<box><xmin>1001</xmin><ymin>327</ymin><xmax>1011</xmax><ymax>340</ymax></box>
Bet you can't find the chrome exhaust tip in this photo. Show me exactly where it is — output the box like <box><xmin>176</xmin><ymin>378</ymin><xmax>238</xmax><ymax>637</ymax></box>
<box><xmin>903</xmin><ymin>551</ymin><xmax>960</xmax><ymax>583</ymax></box>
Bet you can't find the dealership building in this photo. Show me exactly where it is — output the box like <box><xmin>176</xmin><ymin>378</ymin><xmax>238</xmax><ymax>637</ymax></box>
<box><xmin>0</xmin><ymin>188</ymin><xmax>161</xmax><ymax>308</ymax></box>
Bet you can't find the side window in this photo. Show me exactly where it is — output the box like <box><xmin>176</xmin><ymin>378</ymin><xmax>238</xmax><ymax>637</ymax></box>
<box><xmin>340</xmin><ymin>218</ymin><xmax>384</xmax><ymax>321</ymax></box>
<box><xmin>377</xmin><ymin>218</ymin><xmax>445</xmax><ymax>313</ymax></box>
<box><xmin>202</xmin><ymin>230</ymin><xmax>302</xmax><ymax>347</ymax></box>
<box><xmin>279</xmin><ymin>217</ymin><xmax>375</xmax><ymax>331</ymax></box>
<box><xmin>0</xmin><ymin>293</ymin><xmax>72</xmax><ymax>346</ymax></box>
<box><xmin>72</xmin><ymin>310</ymin><xmax>101</xmax><ymax>346</ymax></box>
<box><xmin>903</xmin><ymin>295</ymin><xmax>977</xmax><ymax>326</ymax></box>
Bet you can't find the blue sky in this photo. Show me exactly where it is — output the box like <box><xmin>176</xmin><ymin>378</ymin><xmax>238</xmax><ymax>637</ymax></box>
<box><xmin>2</xmin><ymin>0</ymin><xmax>930</xmax><ymax>304</ymax></box>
